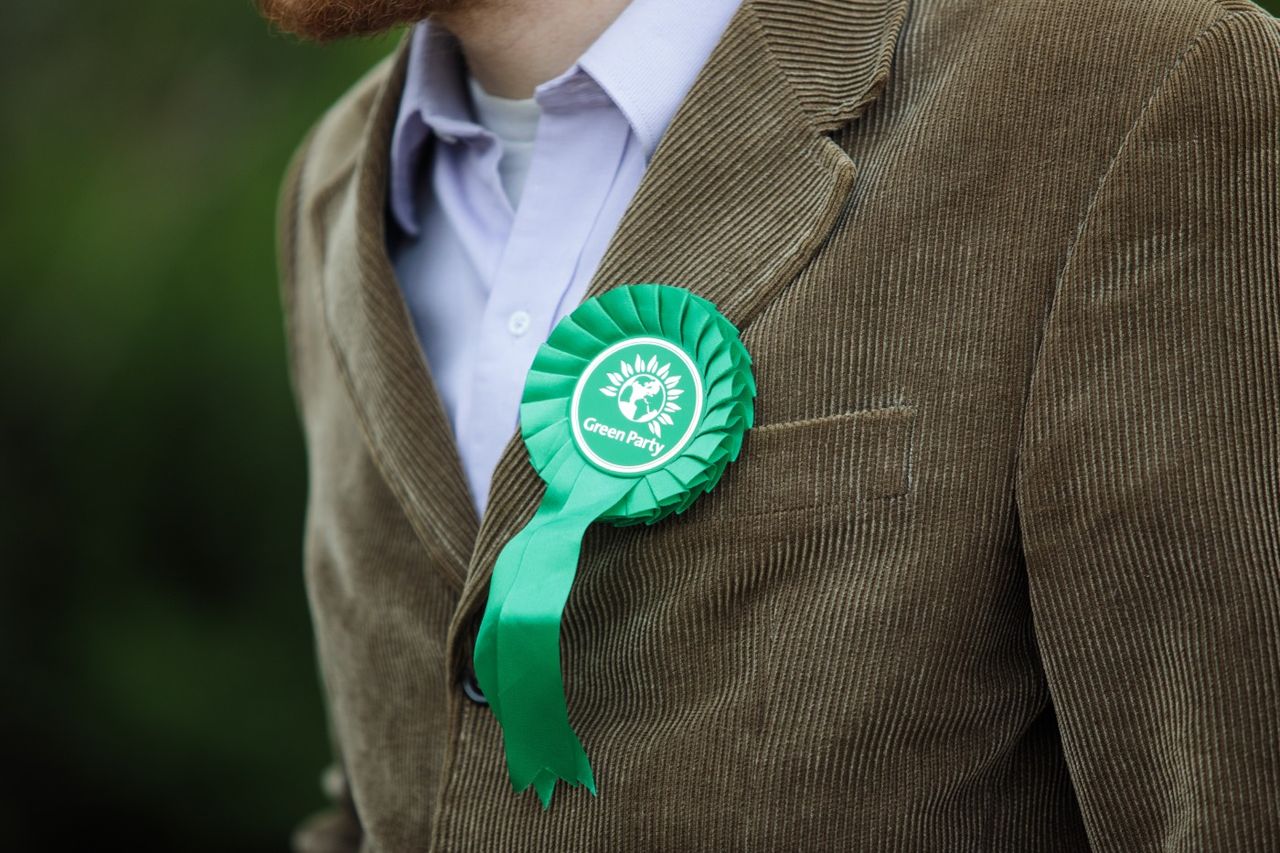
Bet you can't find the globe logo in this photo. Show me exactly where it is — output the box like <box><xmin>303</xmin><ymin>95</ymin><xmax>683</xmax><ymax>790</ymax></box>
<box><xmin>599</xmin><ymin>354</ymin><xmax>684</xmax><ymax>438</ymax></box>
<box><xmin>616</xmin><ymin>374</ymin><xmax>666</xmax><ymax>423</ymax></box>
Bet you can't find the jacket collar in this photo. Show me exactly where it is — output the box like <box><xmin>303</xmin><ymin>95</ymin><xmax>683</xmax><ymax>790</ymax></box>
<box><xmin>308</xmin><ymin>0</ymin><xmax>910</xmax><ymax>628</ymax></box>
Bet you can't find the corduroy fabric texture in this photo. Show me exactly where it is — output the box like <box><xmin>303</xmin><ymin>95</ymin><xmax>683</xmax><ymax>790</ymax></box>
<box><xmin>275</xmin><ymin>0</ymin><xmax>1280</xmax><ymax>849</ymax></box>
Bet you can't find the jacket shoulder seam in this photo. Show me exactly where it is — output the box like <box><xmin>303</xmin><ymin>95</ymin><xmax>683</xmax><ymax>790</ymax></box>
<box><xmin>1050</xmin><ymin>7</ymin><xmax>1255</xmax><ymax>298</ymax></box>
<box><xmin>1012</xmin><ymin>6</ymin><xmax>1259</xmax><ymax>503</ymax></box>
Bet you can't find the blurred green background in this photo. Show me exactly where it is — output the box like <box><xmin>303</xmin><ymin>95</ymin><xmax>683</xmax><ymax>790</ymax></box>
<box><xmin>1</xmin><ymin>3</ymin><xmax>397</xmax><ymax>850</ymax></box>
<box><xmin>2</xmin><ymin>0</ymin><xmax>1277</xmax><ymax>850</ymax></box>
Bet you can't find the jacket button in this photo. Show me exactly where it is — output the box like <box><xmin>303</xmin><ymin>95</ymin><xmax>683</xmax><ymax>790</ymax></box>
<box><xmin>461</xmin><ymin>667</ymin><xmax>488</xmax><ymax>705</ymax></box>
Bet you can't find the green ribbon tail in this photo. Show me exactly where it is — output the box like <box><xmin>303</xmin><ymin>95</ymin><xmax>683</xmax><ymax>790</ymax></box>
<box><xmin>473</xmin><ymin>445</ymin><xmax>579</xmax><ymax>730</ymax></box>
<box><xmin>473</xmin><ymin>459</ymin><xmax>631</xmax><ymax>809</ymax></box>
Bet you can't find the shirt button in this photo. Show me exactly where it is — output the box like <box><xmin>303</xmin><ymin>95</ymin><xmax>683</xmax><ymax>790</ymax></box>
<box><xmin>507</xmin><ymin>310</ymin><xmax>531</xmax><ymax>337</ymax></box>
<box><xmin>461</xmin><ymin>667</ymin><xmax>488</xmax><ymax>705</ymax></box>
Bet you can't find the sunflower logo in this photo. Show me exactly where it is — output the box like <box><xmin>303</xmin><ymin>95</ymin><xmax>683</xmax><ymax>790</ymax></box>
<box><xmin>599</xmin><ymin>353</ymin><xmax>685</xmax><ymax>437</ymax></box>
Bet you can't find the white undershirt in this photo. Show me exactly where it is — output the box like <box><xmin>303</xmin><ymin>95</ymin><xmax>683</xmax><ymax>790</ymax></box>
<box><xmin>465</xmin><ymin>74</ymin><xmax>541</xmax><ymax>208</ymax></box>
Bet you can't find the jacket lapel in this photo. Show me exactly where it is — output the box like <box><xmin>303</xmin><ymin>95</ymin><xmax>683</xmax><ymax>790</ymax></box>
<box><xmin>315</xmin><ymin>34</ymin><xmax>478</xmax><ymax>590</ymax></box>
<box><xmin>449</xmin><ymin>0</ymin><xmax>911</xmax><ymax>644</ymax></box>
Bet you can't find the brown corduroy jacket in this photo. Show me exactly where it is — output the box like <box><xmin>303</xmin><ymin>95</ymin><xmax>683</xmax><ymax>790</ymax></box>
<box><xmin>274</xmin><ymin>0</ymin><xmax>1280</xmax><ymax>849</ymax></box>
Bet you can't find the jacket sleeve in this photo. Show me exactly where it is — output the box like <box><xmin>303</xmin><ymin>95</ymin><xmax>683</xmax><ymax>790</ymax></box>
<box><xmin>275</xmin><ymin>128</ymin><xmax>365</xmax><ymax>853</ymax></box>
<box><xmin>1015</xmin><ymin>8</ymin><xmax>1280</xmax><ymax>850</ymax></box>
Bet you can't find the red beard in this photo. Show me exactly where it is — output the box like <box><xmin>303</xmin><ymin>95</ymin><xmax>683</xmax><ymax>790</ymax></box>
<box><xmin>255</xmin><ymin>0</ymin><xmax>463</xmax><ymax>41</ymax></box>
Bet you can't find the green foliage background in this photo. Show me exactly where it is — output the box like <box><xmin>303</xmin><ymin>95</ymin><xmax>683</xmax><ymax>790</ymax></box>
<box><xmin>1</xmin><ymin>0</ymin><xmax>1276</xmax><ymax>850</ymax></box>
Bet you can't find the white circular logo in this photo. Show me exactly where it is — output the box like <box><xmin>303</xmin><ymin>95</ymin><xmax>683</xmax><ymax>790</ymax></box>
<box><xmin>569</xmin><ymin>337</ymin><xmax>704</xmax><ymax>475</ymax></box>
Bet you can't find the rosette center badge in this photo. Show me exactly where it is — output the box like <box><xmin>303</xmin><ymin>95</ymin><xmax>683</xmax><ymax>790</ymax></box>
<box><xmin>572</xmin><ymin>337</ymin><xmax>704</xmax><ymax>474</ymax></box>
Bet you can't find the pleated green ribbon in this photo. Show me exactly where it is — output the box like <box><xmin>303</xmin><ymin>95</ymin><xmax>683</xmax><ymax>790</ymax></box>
<box><xmin>473</xmin><ymin>283</ymin><xmax>755</xmax><ymax>808</ymax></box>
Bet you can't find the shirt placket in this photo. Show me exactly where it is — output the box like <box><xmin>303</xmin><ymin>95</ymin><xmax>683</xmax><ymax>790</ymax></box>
<box><xmin>456</xmin><ymin>83</ymin><xmax>632</xmax><ymax>515</ymax></box>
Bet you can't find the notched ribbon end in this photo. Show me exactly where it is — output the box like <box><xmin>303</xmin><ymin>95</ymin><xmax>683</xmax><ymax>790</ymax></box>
<box><xmin>521</xmin><ymin>765</ymin><xmax>598</xmax><ymax>810</ymax></box>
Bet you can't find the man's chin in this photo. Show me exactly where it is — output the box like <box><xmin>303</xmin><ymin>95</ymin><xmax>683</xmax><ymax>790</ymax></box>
<box><xmin>256</xmin><ymin>0</ymin><xmax>455</xmax><ymax>42</ymax></box>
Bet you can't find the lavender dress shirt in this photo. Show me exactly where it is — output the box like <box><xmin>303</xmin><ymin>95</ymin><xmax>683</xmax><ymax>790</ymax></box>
<box><xmin>387</xmin><ymin>0</ymin><xmax>743</xmax><ymax>518</ymax></box>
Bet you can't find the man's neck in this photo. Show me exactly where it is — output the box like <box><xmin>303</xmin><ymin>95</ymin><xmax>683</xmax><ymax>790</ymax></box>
<box><xmin>431</xmin><ymin>0</ymin><xmax>633</xmax><ymax>99</ymax></box>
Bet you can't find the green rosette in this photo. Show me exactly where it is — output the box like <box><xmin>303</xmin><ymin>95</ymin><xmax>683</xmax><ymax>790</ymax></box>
<box><xmin>473</xmin><ymin>283</ymin><xmax>755</xmax><ymax>809</ymax></box>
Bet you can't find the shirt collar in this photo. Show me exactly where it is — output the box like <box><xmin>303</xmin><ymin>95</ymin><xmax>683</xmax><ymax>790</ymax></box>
<box><xmin>388</xmin><ymin>22</ymin><xmax>476</xmax><ymax>235</ymax></box>
<box><xmin>389</xmin><ymin>0</ymin><xmax>743</xmax><ymax>235</ymax></box>
<box><xmin>566</xmin><ymin>0</ymin><xmax>743</xmax><ymax>158</ymax></box>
